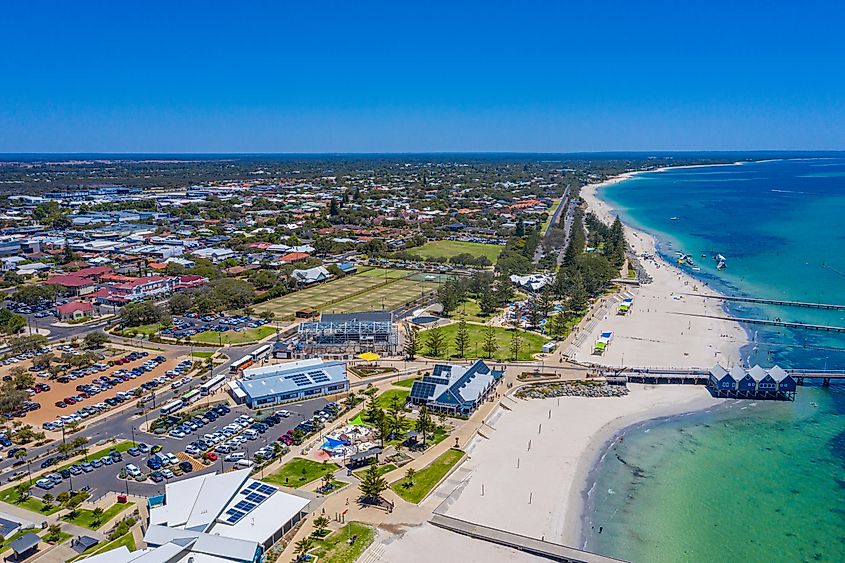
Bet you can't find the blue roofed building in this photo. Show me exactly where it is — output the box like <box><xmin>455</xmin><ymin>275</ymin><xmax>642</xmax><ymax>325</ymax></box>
<box><xmin>409</xmin><ymin>359</ymin><xmax>503</xmax><ymax>415</ymax></box>
<box><xmin>231</xmin><ymin>358</ymin><xmax>348</xmax><ymax>408</ymax></box>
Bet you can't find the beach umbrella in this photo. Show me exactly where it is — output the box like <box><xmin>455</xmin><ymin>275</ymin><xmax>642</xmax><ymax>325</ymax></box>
<box><xmin>357</xmin><ymin>352</ymin><xmax>380</xmax><ymax>362</ymax></box>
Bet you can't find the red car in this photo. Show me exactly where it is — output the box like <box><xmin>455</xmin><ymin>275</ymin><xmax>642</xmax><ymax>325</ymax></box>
<box><xmin>206</xmin><ymin>453</ymin><xmax>218</xmax><ymax>462</ymax></box>
<box><xmin>64</xmin><ymin>397</ymin><xmax>77</xmax><ymax>405</ymax></box>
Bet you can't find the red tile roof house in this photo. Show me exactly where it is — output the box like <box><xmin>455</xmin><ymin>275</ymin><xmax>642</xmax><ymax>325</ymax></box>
<box><xmin>55</xmin><ymin>300</ymin><xmax>94</xmax><ymax>321</ymax></box>
<box><xmin>108</xmin><ymin>275</ymin><xmax>177</xmax><ymax>302</ymax></box>
<box><xmin>277</xmin><ymin>252</ymin><xmax>310</xmax><ymax>265</ymax></box>
<box><xmin>46</xmin><ymin>274</ymin><xmax>97</xmax><ymax>297</ymax></box>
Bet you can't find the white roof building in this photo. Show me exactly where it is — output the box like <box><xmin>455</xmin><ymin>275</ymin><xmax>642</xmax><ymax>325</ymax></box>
<box><xmin>81</xmin><ymin>469</ymin><xmax>312</xmax><ymax>563</ymax></box>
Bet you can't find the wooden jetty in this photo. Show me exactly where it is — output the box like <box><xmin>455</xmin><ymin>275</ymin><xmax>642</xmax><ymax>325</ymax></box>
<box><xmin>683</xmin><ymin>293</ymin><xmax>845</xmax><ymax>311</ymax></box>
<box><xmin>430</xmin><ymin>513</ymin><xmax>627</xmax><ymax>563</ymax></box>
<box><xmin>672</xmin><ymin>311</ymin><xmax>845</xmax><ymax>334</ymax></box>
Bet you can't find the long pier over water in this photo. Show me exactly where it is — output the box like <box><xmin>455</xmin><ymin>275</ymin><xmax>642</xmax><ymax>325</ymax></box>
<box><xmin>683</xmin><ymin>293</ymin><xmax>845</xmax><ymax>311</ymax></box>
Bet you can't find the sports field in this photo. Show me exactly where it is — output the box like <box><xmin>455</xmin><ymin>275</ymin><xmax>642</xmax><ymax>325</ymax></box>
<box><xmin>408</xmin><ymin>240</ymin><xmax>503</xmax><ymax>261</ymax></box>
<box><xmin>254</xmin><ymin>270</ymin><xmax>436</xmax><ymax>318</ymax></box>
<box><xmin>320</xmin><ymin>279</ymin><xmax>439</xmax><ymax>314</ymax></box>
<box><xmin>356</xmin><ymin>267</ymin><xmax>411</xmax><ymax>279</ymax></box>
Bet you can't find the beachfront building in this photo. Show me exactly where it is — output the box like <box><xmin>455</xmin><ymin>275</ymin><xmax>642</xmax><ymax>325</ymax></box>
<box><xmin>409</xmin><ymin>359</ymin><xmax>504</xmax><ymax>415</ymax></box>
<box><xmin>230</xmin><ymin>358</ymin><xmax>348</xmax><ymax>407</ymax></box>
<box><xmin>296</xmin><ymin>311</ymin><xmax>399</xmax><ymax>356</ymax></box>
<box><xmin>707</xmin><ymin>364</ymin><xmax>796</xmax><ymax>400</ymax></box>
<box><xmin>76</xmin><ymin>470</ymin><xmax>312</xmax><ymax>563</ymax></box>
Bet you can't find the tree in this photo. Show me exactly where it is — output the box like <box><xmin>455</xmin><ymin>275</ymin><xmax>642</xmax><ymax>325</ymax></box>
<box><xmin>15</xmin><ymin>482</ymin><xmax>31</xmax><ymax>502</ymax></box>
<box><xmin>83</xmin><ymin>331</ymin><xmax>109</xmax><ymax>349</ymax></box>
<box><xmin>482</xmin><ymin>324</ymin><xmax>499</xmax><ymax>359</ymax></box>
<box><xmin>425</xmin><ymin>326</ymin><xmax>446</xmax><ymax>357</ymax></box>
<box><xmin>363</xmin><ymin>390</ymin><xmax>381</xmax><ymax>424</ymax></box>
<box><xmin>41</xmin><ymin>492</ymin><xmax>54</xmax><ymax>508</ymax></box>
<box><xmin>374</xmin><ymin>410</ymin><xmax>391</xmax><ymax>447</ymax></box>
<box><xmin>329</xmin><ymin>198</ymin><xmax>340</xmax><ymax>216</ymax></box>
<box><xmin>259</xmin><ymin>310</ymin><xmax>275</xmax><ymax>322</ymax></box>
<box><xmin>359</xmin><ymin>462</ymin><xmax>388</xmax><ymax>502</ymax></box>
<box><xmin>12</xmin><ymin>370</ymin><xmax>34</xmax><ymax>391</ymax></box>
<box><xmin>415</xmin><ymin>405</ymin><xmax>433</xmax><ymax>446</ymax></box>
<box><xmin>403</xmin><ymin>325</ymin><xmax>419</xmax><ymax>359</ymax></box>
<box><xmin>312</xmin><ymin>515</ymin><xmax>330</xmax><ymax>537</ymax></box>
<box><xmin>454</xmin><ymin>319</ymin><xmax>470</xmax><ymax>358</ymax></box>
<box><xmin>568</xmin><ymin>271</ymin><xmax>588</xmax><ymax>313</ymax></box>
<box><xmin>120</xmin><ymin>301</ymin><xmax>167</xmax><ymax>328</ymax></box>
<box><xmin>46</xmin><ymin>524</ymin><xmax>62</xmax><ymax>542</ymax></box>
<box><xmin>64</xmin><ymin>495</ymin><xmax>83</xmax><ymax>519</ymax></box>
<box><xmin>92</xmin><ymin>506</ymin><xmax>105</xmax><ymax>527</ymax></box>
<box><xmin>478</xmin><ymin>287</ymin><xmax>498</xmax><ymax>316</ymax></box>
<box><xmin>294</xmin><ymin>536</ymin><xmax>315</xmax><ymax>561</ymax></box>
<box><xmin>167</xmin><ymin>292</ymin><xmax>193</xmax><ymax>315</ymax></box>
<box><xmin>404</xmin><ymin>467</ymin><xmax>417</xmax><ymax>488</ymax></box>
<box><xmin>387</xmin><ymin>395</ymin><xmax>406</xmax><ymax>438</ymax></box>
<box><xmin>509</xmin><ymin>329</ymin><xmax>523</xmax><ymax>361</ymax></box>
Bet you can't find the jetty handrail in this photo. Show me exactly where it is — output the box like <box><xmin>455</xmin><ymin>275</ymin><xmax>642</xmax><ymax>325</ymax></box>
<box><xmin>682</xmin><ymin>293</ymin><xmax>845</xmax><ymax>311</ymax></box>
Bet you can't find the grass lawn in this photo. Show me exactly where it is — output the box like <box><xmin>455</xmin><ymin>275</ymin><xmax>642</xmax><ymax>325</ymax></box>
<box><xmin>70</xmin><ymin>532</ymin><xmax>136</xmax><ymax>562</ymax></box>
<box><xmin>373</xmin><ymin>389</ymin><xmax>410</xmax><ymax>410</ymax></box>
<box><xmin>355</xmin><ymin>268</ymin><xmax>409</xmax><ymax>279</ymax></box>
<box><xmin>393</xmin><ymin>376</ymin><xmax>420</xmax><ymax>388</ymax></box>
<box><xmin>120</xmin><ymin>323</ymin><xmax>164</xmax><ymax>337</ymax></box>
<box><xmin>419</xmin><ymin>322</ymin><xmax>547</xmax><ymax>361</ymax></box>
<box><xmin>352</xmin><ymin>463</ymin><xmax>396</xmax><ymax>480</ymax></box>
<box><xmin>191</xmin><ymin>350</ymin><xmax>214</xmax><ymax>359</ymax></box>
<box><xmin>44</xmin><ymin>531</ymin><xmax>72</xmax><ymax>545</ymax></box>
<box><xmin>390</xmin><ymin>449</ymin><xmax>465</xmax><ymax>503</ymax></box>
<box><xmin>0</xmin><ymin>486</ymin><xmax>61</xmax><ymax>515</ymax></box>
<box><xmin>191</xmin><ymin>325</ymin><xmax>275</xmax><ymax>345</ymax></box>
<box><xmin>452</xmin><ymin>299</ymin><xmax>497</xmax><ymax>324</ymax></box>
<box><xmin>408</xmin><ymin>240</ymin><xmax>503</xmax><ymax>262</ymax></box>
<box><xmin>62</xmin><ymin>502</ymin><xmax>130</xmax><ymax>530</ymax></box>
<box><xmin>261</xmin><ymin>458</ymin><xmax>339</xmax><ymax>488</ymax></box>
<box><xmin>309</xmin><ymin>521</ymin><xmax>375</xmax><ymax>563</ymax></box>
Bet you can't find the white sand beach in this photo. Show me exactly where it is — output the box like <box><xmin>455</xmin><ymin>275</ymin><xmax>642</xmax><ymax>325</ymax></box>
<box><xmin>436</xmin><ymin>385</ymin><xmax>719</xmax><ymax>548</ymax></box>
<box><xmin>568</xmin><ymin>172</ymin><xmax>748</xmax><ymax>369</ymax></box>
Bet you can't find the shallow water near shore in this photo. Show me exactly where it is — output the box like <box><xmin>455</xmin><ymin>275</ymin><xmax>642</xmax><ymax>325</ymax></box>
<box><xmin>584</xmin><ymin>158</ymin><xmax>845</xmax><ymax>562</ymax></box>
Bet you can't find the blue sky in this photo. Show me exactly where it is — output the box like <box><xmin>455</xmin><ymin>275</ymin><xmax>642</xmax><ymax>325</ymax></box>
<box><xmin>1</xmin><ymin>1</ymin><xmax>843</xmax><ymax>152</ymax></box>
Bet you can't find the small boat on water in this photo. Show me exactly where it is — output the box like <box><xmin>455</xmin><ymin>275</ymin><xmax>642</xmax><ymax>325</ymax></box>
<box><xmin>670</xmin><ymin>216</ymin><xmax>678</xmax><ymax>221</ymax></box>
<box><xmin>714</xmin><ymin>253</ymin><xmax>727</xmax><ymax>270</ymax></box>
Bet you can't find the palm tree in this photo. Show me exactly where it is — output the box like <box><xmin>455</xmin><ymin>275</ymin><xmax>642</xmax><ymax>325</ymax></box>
<box><xmin>92</xmin><ymin>506</ymin><xmax>105</xmax><ymax>527</ymax></box>
<box><xmin>294</xmin><ymin>536</ymin><xmax>315</xmax><ymax>561</ymax></box>
<box><xmin>312</xmin><ymin>515</ymin><xmax>330</xmax><ymax>537</ymax></box>
<box><xmin>404</xmin><ymin>467</ymin><xmax>416</xmax><ymax>489</ymax></box>
<box><xmin>46</xmin><ymin>524</ymin><xmax>62</xmax><ymax>543</ymax></box>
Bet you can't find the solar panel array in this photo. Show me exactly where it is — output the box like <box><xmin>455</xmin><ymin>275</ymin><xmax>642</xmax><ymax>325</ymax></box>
<box><xmin>410</xmin><ymin>381</ymin><xmax>437</xmax><ymax>400</ymax></box>
<box><xmin>285</xmin><ymin>370</ymin><xmax>332</xmax><ymax>387</ymax></box>
<box><xmin>224</xmin><ymin>482</ymin><xmax>279</xmax><ymax>524</ymax></box>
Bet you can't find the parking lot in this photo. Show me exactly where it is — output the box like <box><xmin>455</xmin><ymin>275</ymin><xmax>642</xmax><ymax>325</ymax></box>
<box><xmin>2</xmin><ymin>344</ymin><xmax>187</xmax><ymax>429</ymax></box>
<box><xmin>24</xmin><ymin>396</ymin><xmax>332</xmax><ymax>501</ymax></box>
<box><xmin>161</xmin><ymin>313</ymin><xmax>269</xmax><ymax>340</ymax></box>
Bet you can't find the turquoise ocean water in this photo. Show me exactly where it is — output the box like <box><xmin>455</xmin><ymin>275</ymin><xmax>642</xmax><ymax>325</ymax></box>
<box><xmin>583</xmin><ymin>158</ymin><xmax>845</xmax><ymax>562</ymax></box>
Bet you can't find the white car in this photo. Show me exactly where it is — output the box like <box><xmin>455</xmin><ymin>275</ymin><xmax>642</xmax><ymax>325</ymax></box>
<box><xmin>161</xmin><ymin>469</ymin><xmax>174</xmax><ymax>479</ymax></box>
<box><xmin>165</xmin><ymin>453</ymin><xmax>179</xmax><ymax>465</ymax></box>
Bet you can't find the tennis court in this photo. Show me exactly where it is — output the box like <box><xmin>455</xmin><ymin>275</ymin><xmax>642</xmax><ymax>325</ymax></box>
<box><xmin>254</xmin><ymin>275</ymin><xmax>390</xmax><ymax>318</ymax></box>
<box><xmin>322</xmin><ymin>279</ymin><xmax>439</xmax><ymax>313</ymax></box>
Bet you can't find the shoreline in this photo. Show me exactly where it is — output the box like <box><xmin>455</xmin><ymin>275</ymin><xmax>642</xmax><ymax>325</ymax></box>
<box><xmin>433</xmin><ymin>384</ymin><xmax>722</xmax><ymax>551</ymax></box>
<box><xmin>571</xmin><ymin>166</ymin><xmax>750</xmax><ymax>369</ymax></box>
<box><xmin>566</xmin><ymin>389</ymin><xmax>732</xmax><ymax>550</ymax></box>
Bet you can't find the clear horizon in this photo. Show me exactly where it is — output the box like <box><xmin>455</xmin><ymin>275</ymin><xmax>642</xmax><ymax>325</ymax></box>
<box><xmin>2</xmin><ymin>1</ymin><xmax>844</xmax><ymax>153</ymax></box>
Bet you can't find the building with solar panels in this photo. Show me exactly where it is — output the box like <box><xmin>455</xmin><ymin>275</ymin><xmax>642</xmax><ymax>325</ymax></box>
<box><xmin>409</xmin><ymin>359</ymin><xmax>504</xmax><ymax>415</ymax></box>
<box><xmin>231</xmin><ymin>357</ymin><xmax>349</xmax><ymax>408</ymax></box>
<box><xmin>296</xmin><ymin>311</ymin><xmax>398</xmax><ymax>355</ymax></box>
<box><xmin>143</xmin><ymin>468</ymin><xmax>311</xmax><ymax>559</ymax></box>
